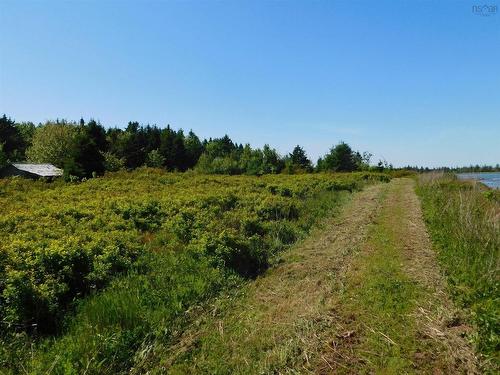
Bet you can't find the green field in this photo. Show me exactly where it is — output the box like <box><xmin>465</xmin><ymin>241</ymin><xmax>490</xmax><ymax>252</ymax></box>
<box><xmin>0</xmin><ymin>169</ymin><xmax>389</xmax><ymax>373</ymax></box>
<box><xmin>1</xmin><ymin>170</ymin><xmax>497</xmax><ymax>373</ymax></box>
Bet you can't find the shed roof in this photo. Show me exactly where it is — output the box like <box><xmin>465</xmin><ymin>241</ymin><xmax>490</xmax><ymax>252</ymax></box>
<box><xmin>12</xmin><ymin>163</ymin><xmax>63</xmax><ymax>177</ymax></box>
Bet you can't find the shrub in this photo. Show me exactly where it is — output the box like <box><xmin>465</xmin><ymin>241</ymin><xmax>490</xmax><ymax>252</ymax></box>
<box><xmin>102</xmin><ymin>151</ymin><xmax>125</xmax><ymax>172</ymax></box>
<box><xmin>257</xmin><ymin>197</ymin><xmax>299</xmax><ymax>221</ymax></box>
<box><xmin>119</xmin><ymin>201</ymin><xmax>165</xmax><ymax>231</ymax></box>
<box><xmin>145</xmin><ymin>149</ymin><xmax>165</xmax><ymax>168</ymax></box>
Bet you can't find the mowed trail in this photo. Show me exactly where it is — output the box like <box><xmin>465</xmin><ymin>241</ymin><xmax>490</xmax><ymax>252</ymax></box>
<box><xmin>145</xmin><ymin>179</ymin><xmax>478</xmax><ymax>374</ymax></box>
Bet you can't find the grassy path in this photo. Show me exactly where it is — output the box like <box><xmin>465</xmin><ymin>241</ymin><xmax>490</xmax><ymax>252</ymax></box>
<box><xmin>316</xmin><ymin>178</ymin><xmax>477</xmax><ymax>374</ymax></box>
<box><xmin>143</xmin><ymin>179</ymin><xmax>478</xmax><ymax>374</ymax></box>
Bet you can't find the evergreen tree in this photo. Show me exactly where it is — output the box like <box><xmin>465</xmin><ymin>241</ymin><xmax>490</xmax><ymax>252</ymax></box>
<box><xmin>184</xmin><ymin>130</ymin><xmax>204</xmax><ymax>168</ymax></box>
<box><xmin>144</xmin><ymin>125</ymin><xmax>161</xmax><ymax>154</ymax></box>
<box><xmin>0</xmin><ymin>143</ymin><xmax>7</xmax><ymax>168</ymax></box>
<box><xmin>239</xmin><ymin>144</ymin><xmax>262</xmax><ymax>175</ymax></box>
<box><xmin>262</xmin><ymin>144</ymin><xmax>283</xmax><ymax>173</ymax></box>
<box><xmin>86</xmin><ymin>119</ymin><xmax>108</xmax><ymax>152</ymax></box>
<box><xmin>64</xmin><ymin>126</ymin><xmax>105</xmax><ymax>179</ymax></box>
<box><xmin>289</xmin><ymin>145</ymin><xmax>313</xmax><ymax>172</ymax></box>
<box><xmin>320</xmin><ymin>142</ymin><xmax>357</xmax><ymax>172</ymax></box>
<box><xmin>122</xmin><ymin>122</ymin><xmax>147</xmax><ymax>168</ymax></box>
<box><xmin>205</xmin><ymin>135</ymin><xmax>235</xmax><ymax>158</ymax></box>
<box><xmin>0</xmin><ymin>114</ymin><xmax>23</xmax><ymax>161</ymax></box>
<box><xmin>173</xmin><ymin>130</ymin><xmax>188</xmax><ymax>171</ymax></box>
<box><xmin>159</xmin><ymin>126</ymin><xmax>176</xmax><ymax>170</ymax></box>
<box><xmin>105</xmin><ymin>127</ymin><xmax>123</xmax><ymax>156</ymax></box>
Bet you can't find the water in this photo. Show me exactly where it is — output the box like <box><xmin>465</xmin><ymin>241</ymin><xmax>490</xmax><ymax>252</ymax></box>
<box><xmin>457</xmin><ymin>172</ymin><xmax>500</xmax><ymax>189</ymax></box>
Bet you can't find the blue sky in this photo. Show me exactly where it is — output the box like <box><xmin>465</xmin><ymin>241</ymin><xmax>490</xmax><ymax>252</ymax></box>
<box><xmin>1</xmin><ymin>0</ymin><xmax>499</xmax><ymax>167</ymax></box>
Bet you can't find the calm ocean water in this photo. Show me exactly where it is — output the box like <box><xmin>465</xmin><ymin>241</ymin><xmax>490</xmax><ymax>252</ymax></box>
<box><xmin>457</xmin><ymin>172</ymin><xmax>500</xmax><ymax>189</ymax></box>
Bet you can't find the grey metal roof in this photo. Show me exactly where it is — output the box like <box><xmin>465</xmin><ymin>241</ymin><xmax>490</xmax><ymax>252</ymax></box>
<box><xmin>12</xmin><ymin>163</ymin><xmax>63</xmax><ymax>177</ymax></box>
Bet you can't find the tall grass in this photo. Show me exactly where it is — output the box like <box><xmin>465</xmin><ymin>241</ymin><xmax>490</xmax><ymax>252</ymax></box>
<box><xmin>416</xmin><ymin>173</ymin><xmax>499</xmax><ymax>360</ymax></box>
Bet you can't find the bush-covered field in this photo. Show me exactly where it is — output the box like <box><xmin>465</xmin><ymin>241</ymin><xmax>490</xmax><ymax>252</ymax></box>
<box><xmin>0</xmin><ymin>169</ymin><xmax>389</xmax><ymax>373</ymax></box>
<box><xmin>417</xmin><ymin>173</ymin><xmax>499</xmax><ymax>362</ymax></box>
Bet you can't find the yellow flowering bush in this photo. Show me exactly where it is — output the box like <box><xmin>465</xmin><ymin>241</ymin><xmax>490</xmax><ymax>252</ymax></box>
<box><xmin>0</xmin><ymin>169</ymin><xmax>389</xmax><ymax>334</ymax></box>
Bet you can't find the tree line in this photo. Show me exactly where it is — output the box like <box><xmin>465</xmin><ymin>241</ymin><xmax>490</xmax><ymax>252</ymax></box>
<box><xmin>399</xmin><ymin>165</ymin><xmax>500</xmax><ymax>173</ymax></box>
<box><xmin>1</xmin><ymin>114</ymin><xmax>379</xmax><ymax>179</ymax></box>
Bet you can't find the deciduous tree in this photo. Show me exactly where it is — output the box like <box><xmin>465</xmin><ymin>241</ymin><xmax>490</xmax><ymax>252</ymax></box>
<box><xmin>26</xmin><ymin>121</ymin><xmax>78</xmax><ymax>167</ymax></box>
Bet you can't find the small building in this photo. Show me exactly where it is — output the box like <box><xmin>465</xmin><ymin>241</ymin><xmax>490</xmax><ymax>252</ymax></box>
<box><xmin>0</xmin><ymin>163</ymin><xmax>63</xmax><ymax>179</ymax></box>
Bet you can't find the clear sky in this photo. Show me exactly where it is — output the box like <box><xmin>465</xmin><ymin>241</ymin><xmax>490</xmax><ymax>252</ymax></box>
<box><xmin>1</xmin><ymin>0</ymin><xmax>499</xmax><ymax>167</ymax></box>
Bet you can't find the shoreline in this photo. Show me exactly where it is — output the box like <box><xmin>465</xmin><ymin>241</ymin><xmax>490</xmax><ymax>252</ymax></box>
<box><xmin>456</xmin><ymin>172</ymin><xmax>500</xmax><ymax>190</ymax></box>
